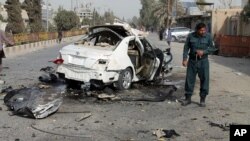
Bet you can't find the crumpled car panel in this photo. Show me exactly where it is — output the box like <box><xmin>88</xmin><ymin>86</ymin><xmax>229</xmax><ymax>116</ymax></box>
<box><xmin>4</xmin><ymin>87</ymin><xmax>63</xmax><ymax>119</ymax></box>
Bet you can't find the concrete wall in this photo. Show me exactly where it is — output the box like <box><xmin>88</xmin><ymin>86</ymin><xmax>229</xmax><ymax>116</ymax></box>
<box><xmin>211</xmin><ymin>9</ymin><xmax>242</xmax><ymax>36</ymax></box>
<box><xmin>3</xmin><ymin>35</ymin><xmax>83</xmax><ymax>58</ymax></box>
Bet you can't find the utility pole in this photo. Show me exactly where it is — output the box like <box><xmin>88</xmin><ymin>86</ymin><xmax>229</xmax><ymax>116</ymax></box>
<box><xmin>93</xmin><ymin>8</ymin><xmax>95</xmax><ymax>26</ymax></box>
<box><xmin>71</xmin><ymin>0</ymin><xmax>73</xmax><ymax>11</ymax></box>
<box><xmin>46</xmin><ymin>0</ymin><xmax>49</xmax><ymax>32</ymax></box>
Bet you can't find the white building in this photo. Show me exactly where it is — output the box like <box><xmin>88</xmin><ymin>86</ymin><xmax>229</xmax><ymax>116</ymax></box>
<box><xmin>75</xmin><ymin>6</ymin><xmax>93</xmax><ymax>22</ymax></box>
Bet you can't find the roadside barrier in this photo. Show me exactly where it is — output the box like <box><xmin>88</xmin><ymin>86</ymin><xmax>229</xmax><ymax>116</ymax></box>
<box><xmin>216</xmin><ymin>35</ymin><xmax>250</xmax><ymax>57</ymax></box>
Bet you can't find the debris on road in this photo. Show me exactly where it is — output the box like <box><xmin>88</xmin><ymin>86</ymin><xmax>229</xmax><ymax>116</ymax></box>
<box><xmin>39</xmin><ymin>66</ymin><xmax>58</xmax><ymax>83</ymax></box>
<box><xmin>30</xmin><ymin>124</ymin><xmax>91</xmax><ymax>138</ymax></box>
<box><xmin>207</xmin><ymin>121</ymin><xmax>231</xmax><ymax>131</ymax></box>
<box><xmin>75</xmin><ymin>113</ymin><xmax>92</xmax><ymax>122</ymax></box>
<box><xmin>233</xmin><ymin>71</ymin><xmax>243</xmax><ymax>76</ymax></box>
<box><xmin>38</xmin><ymin>84</ymin><xmax>51</xmax><ymax>89</ymax></box>
<box><xmin>4</xmin><ymin>86</ymin><xmax>64</xmax><ymax>119</ymax></box>
<box><xmin>118</xmin><ymin>86</ymin><xmax>177</xmax><ymax>102</ymax></box>
<box><xmin>153</xmin><ymin>129</ymin><xmax>180</xmax><ymax>139</ymax></box>
<box><xmin>97</xmin><ymin>93</ymin><xmax>117</xmax><ymax>100</ymax></box>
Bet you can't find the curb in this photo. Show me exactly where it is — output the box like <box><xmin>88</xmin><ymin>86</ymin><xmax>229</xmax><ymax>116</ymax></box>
<box><xmin>3</xmin><ymin>36</ymin><xmax>83</xmax><ymax>58</ymax></box>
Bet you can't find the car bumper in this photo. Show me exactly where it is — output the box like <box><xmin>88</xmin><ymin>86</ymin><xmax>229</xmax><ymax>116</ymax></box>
<box><xmin>57</xmin><ymin>64</ymin><xmax>119</xmax><ymax>83</ymax></box>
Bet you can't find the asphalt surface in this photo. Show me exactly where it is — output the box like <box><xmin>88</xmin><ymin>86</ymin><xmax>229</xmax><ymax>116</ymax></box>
<box><xmin>0</xmin><ymin>33</ymin><xmax>250</xmax><ymax>141</ymax></box>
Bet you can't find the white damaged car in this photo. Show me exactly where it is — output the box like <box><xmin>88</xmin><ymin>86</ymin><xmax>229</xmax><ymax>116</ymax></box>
<box><xmin>54</xmin><ymin>25</ymin><xmax>173</xmax><ymax>90</ymax></box>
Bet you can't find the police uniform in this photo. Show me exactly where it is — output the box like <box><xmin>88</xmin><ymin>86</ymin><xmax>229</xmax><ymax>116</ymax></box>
<box><xmin>183</xmin><ymin>32</ymin><xmax>216</xmax><ymax>99</ymax></box>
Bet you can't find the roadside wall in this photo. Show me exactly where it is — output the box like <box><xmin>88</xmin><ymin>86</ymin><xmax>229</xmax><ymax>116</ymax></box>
<box><xmin>216</xmin><ymin>35</ymin><xmax>250</xmax><ymax>57</ymax></box>
<box><xmin>3</xmin><ymin>35</ymin><xmax>83</xmax><ymax>58</ymax></box>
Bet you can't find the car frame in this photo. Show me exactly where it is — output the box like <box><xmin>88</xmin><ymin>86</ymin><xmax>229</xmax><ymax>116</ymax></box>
<box><xmin>54</xmin><ymin>24</ymin><xmax>173</xmax><ymax>90</ymax></box>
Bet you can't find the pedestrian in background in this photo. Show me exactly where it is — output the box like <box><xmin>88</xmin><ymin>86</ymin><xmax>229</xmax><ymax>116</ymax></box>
<box><xmin>159</xmin><ymin>27</ymin><xmax>164</xmax><ymax>41</ymax></box>
<box><xmin>165</xmin><ymin>27</ymin><xmax>172</xmax><ymax>48</ymax></box>
<box><xmin>57</xmin><ymin>30</ymin><xmax>63</xmax><ymax>43</ymax></box>
<box><xmin>0</xmin><ymin>29</ymin><xmax>14</xmax><ymax>80</ymax></box>
<box><xmin>182</xmin><ymin>23</ymin><xmax>217</xmax><ymax>107</ymax></box>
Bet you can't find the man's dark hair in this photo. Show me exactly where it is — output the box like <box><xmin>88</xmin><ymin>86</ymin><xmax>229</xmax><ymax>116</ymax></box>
<box><xmin>195</xmin><ymin>23</ymin><xmax>206</xmax><ymax>31</ymax></box>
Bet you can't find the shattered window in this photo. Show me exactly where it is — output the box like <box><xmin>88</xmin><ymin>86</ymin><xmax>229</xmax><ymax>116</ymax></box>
<box><xmin>140</xmin><ymin>38</ymin><xmax>153</xmax><ymax>52</ymax></box>
<box><xmin>75</xmin><ymin>30</ymin><xmax>121</xmax><ymax>50</ymax></box>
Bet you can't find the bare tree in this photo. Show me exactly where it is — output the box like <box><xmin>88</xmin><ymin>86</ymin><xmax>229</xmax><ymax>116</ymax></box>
<box><xmin>219</xmin><ymin>0</ymin><xmax>233</xmax><ymax>8</ymax></box>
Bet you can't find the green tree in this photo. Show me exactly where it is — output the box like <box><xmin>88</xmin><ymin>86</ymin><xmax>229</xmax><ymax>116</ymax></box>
<box><xmin>54</xmin><ymin>9</ymin><xmax>80</xmax><ymax>31</ymax></box>
<box><xmin>4</xmin><ymin>0</ymin><xmax>25</xmax><ymax>34</ymax></box>
<box><xmin>0</xmin><ymin>14</ymin><xmax>4</xmax><ymax>21</ymax></box>
<box><xmin>22</xmin><ymin>0</ymin><xmax>44</xmax><ymax>32</ymax></box>
<box><xmin>128</xmin><ymin>16</ymin><xmax>139</xmax><ymax>28</ymax></box>
<box><xmin>152</xmin><ymin>0</ymin><xmax>177</xmax><ymax>27</ymax></box>
<box><xmin>241</xmin><ymin>0</ymin><xmax>250</xmax><ymax>23</ymax></box>
<box><xmin>93</xmin><ymin>10</ymin><xmax>104</xmax><ymax>26</ymax></box>
<box><xmin>139</xmin><ymin>0</ymin><xmax>158</xmax><ymax>30</ymax></box>
<box><xmin>81</xmin><ymin>18</ymin><xmax>92</xmax><ymax>26</ymax></box>
<box><xmin>103</xmin><ymin>11</ymin><xmax>115</xmax><ymax>24</ymax></box>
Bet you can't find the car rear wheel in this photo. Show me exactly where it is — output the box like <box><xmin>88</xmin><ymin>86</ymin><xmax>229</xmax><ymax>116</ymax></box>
<box><xmin>116</xmin><ymin>68</ymin><xmax>132</xmax><ymax>90</ymax></box>
<box><xmin>171</xmin><ymin>36</ymin><xmax>177</xmax><ymax>42</ymax></box>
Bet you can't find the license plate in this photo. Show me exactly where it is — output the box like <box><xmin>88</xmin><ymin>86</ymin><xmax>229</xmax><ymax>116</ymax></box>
<box><xmin>69</xmin><ymin>56</ymin><xmax>85</xmax><ymax>65</ymax></box>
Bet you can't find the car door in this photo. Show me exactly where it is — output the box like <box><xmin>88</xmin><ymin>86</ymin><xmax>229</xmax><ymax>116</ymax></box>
<box><xmin>138</xmin><ymin>37</ymin><xmax>160</xmax><ymax>80</ymax></box>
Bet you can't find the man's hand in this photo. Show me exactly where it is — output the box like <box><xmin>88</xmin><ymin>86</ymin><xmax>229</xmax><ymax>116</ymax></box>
<box><xmin>182</xmin><ymin>59</ymin><xmax>188</xmax><ymax>67</ymax></box>
<box><xmin>196</xmin><ymin>50</ymin><xmax>204</xmax><ymax>57</ymax></box>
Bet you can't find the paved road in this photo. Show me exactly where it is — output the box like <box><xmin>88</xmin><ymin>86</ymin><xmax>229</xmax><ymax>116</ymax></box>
<box><xmin>0</xmin><ymin>33</ymin><xmax>250</xmax><ymax>141</ymax></box>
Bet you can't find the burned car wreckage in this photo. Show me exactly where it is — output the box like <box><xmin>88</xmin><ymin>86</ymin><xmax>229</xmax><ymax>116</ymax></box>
<box><xmin>3</xmin><ymin>24</ymin><xmax>174</xmax><ymax>119</ymax></box>
<box><xmin>54</xmin><ymin>24</ymin><xmax>173</xmax><ymax>90</ymax></box>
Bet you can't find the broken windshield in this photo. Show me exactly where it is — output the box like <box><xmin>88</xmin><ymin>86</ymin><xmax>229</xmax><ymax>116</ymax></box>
<box><xmin>74</xmin><ymin>29</ymin><xmax>122</xmax><ymax>50</ymax></box>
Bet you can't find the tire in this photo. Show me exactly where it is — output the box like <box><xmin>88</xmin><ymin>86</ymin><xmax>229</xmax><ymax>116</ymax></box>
<box><xmin>171</xmin><ymin>36</ymin><xmax>177</xmax><ymax>42</ymax></box>
<box><xmin>116</xmin><ymin>68</ymin><xmax>133</xmax><ymax>90</ymax></box>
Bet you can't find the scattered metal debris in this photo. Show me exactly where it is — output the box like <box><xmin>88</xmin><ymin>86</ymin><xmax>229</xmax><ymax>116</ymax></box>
<box><xmin>191</xmin><ymin>118</ymin><xmax>198</xmax><ymax>121</ymax></box>
<box><xmin>4</xmin><ymin>86</ymin><xmax>64</xmax><ymax>119</ymax></box>
<box><xmin>233</xmin><ymin>71</ymin><xmax>243</xmax><ymax>76</ymax></box>
<box><xmin>39</xmin><ymin>66</ymin><xmax>58</xmax><ymax>83</ymax></box>
<box><xmin>153</xmin><ymin>129</ymin><xmax>180</xmax><ymax>139</ymax></box>
<box><xmin>38</xmin><ymin>84</ymin><xmax>51</xmax><ymax>89</ymax></box>
<box><xmin>75</xmin><ymin>113</ymin><xmax>92</xmax><ymax>122</ymax></box>
<box><xmin>32</xmin><ymin>133</ymin><xmax>36</xmax><ymax>138</ymax></box>
<box><xmin>30</xmin><ymin>124</ymin><xmax>91</xmax><ymax>138</ymax></box>
<box><xmin>207</xmin><ymin>121</ymin><xmax>231</xmax><ymax>131</ymax></box>
<box><xmin>97</xmin><ymin>94</ymin><xmax>116</xmax><ymax>100</ymax></box>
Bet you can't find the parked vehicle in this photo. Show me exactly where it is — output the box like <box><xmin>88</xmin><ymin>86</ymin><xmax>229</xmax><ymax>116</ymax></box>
<box><xmin>53</xmin><ymin>24</ymin><xmax>173</xmax><ymax>90</ymax></box>
<box><xmin>170</xmin><ymin>27</ymin><xmax>193</xmax><ymax>42</ymax></box>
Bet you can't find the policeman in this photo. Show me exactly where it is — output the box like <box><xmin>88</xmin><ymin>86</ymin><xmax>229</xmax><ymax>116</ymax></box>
<box><xmin>182</xmin><ymin>23</ymin><xmax>217</xmax><ymax>107</ymax></box>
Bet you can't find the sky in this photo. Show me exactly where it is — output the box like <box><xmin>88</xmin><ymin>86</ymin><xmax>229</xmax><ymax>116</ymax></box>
<box><xmin>0</xmin><ymin>0</ymin><xmax>243</xmax><ymax>19</ymax></box>
<box><xmin>0</xmin><ymin>0</ymin><xmax>142</xmax><ymax>20</ymax></box>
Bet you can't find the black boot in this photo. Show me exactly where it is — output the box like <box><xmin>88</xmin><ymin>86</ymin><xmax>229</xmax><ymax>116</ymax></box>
<box><xmin>181</xmin><ymin>95</ymin><xmax>191</xmax><ymax>106</ymax></box>
<box><xmin>200</xmin><ymin>95</ymin><xmax>206</xmax><ymax>107</ymax></box>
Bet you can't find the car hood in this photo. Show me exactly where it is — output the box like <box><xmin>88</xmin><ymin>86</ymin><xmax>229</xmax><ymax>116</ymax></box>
<box><xmin>60</xmin><ymin>44</ymin><xmax>113</xmax><ymax>68</ymax></box>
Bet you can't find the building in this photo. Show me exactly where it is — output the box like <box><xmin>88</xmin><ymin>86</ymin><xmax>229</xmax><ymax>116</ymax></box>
<box><xmin>75</xmin><ymin>6</ymin><xmax>93</xmax><ymax>23</ymax></box>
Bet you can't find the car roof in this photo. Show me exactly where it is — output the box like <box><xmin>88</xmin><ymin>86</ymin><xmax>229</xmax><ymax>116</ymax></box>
<box><xmin>89</xmin><ymin>25</ymin><xmax>132</xmax><ymax>37</ymax></box>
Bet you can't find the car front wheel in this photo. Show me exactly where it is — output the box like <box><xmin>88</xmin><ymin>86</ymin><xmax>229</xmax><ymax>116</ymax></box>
<box><xmin>116</xmin><ymin>68</ymin><xmax>132</xmax><ymax>90</ymax></box>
